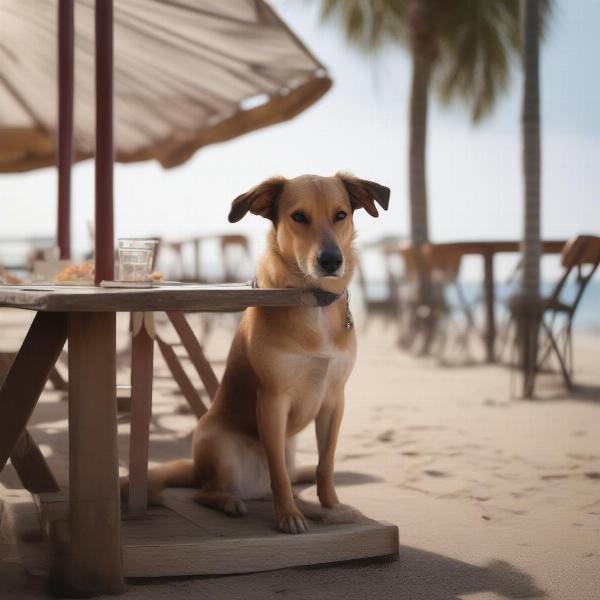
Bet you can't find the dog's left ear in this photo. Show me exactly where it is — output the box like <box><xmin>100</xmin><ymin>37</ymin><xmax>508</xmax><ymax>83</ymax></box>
<box><xmin>228</xmin><ymin>176</ymin><xmax>287</xmax><ymax>223</ymax></box>
<box><xmin>336</xmin><ymin>173</ymin><xmax>390</xmax><ymax>218</ymax></box>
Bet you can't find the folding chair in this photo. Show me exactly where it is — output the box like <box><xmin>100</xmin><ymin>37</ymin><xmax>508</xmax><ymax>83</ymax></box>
<box><xmin>393</xmin><ymin>244</ymin><xmax>447</xmax><ymax>354</ymax></box>
<box><xmin>424</xmin><ymin>244</ymin><xmax>480</xmax><ymax>361</ymax></box>
<box><xmin>355</xmin><ymin>250</ymin><xmax>401</xmax><ymax>332</ymax></box>
<box><xmin>537</xmin><ymin>235</ymin><xmax>600</xmax><ymax>389</ymax></box>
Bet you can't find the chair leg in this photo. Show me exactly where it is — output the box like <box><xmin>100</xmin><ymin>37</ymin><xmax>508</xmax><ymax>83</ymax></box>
<box><xmin>127</xmin><ymin>318</ymin><xmax>154</xmax><ymax>517</ymax></box>
<box><xmin>537</xmin><ymin>326</ymin><xmax>555</xmax><ymax>371</ymax></box>
<box><xmin>497</xmin><ymin>314</ymin><xmax>514</xmax><ymax>365</ymax></box>
<box><xmin>541</xmin><ymin>320</ymin><xmax>573</xmax><ymax>390</ymax></box>
<box><xmin>564</xmin><ymin>317</ymin><xmax>574</xmax><ymax>377</ymax></box>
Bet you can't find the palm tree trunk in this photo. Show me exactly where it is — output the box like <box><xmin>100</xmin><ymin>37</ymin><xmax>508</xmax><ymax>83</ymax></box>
<box><xmin>519</xmin><ymin>0</ymin><xmax>542</xmax><ymax>397</ymax></box>
<box><xmin>408</xmin><ymin>50</ymin><xmax>431</xmax><ymax>246</ymax></box>
<box><xmin>407</xmin><ymin>48</ymin><xmax>436</xmax><ymax>353</ymax></box>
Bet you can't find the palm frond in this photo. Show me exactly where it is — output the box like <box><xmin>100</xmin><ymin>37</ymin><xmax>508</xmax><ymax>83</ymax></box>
<box><xmin>318</xmin><ymin>0</ymin><xmax>553</xmax><ymax>121</ymax></box>
<box><xmin>435</xmin><ymin>0</ymin><xmax>520</xmax><ymax>122</ymax></box>
<box><xmin>319</xmin><ymin>0</ymin><xmax>408</xmax><ymax>52</ymax></box>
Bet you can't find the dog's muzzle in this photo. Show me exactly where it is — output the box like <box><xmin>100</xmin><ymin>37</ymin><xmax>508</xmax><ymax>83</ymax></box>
<box><xmin>316</xmin><ymin>246</ymin><xmax>343</xmax><ymax>276</ymax></box>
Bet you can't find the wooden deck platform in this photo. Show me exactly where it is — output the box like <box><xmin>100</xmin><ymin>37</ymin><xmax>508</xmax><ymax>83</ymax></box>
<box><xmin>2</xmin><ymin>487</ymin><xmax>399</xmax><ymax>580</ymax></box>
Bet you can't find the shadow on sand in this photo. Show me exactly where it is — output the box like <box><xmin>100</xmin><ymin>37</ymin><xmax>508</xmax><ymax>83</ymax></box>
<box><xmin>538</xmin><ymin>382</ymin><xmax>600</xmax><ymax>404</ymax></box>
<box><xmin>120</xmin><ymin>545</ymin><xmax>544</xmax><ymax>600</ymax></box>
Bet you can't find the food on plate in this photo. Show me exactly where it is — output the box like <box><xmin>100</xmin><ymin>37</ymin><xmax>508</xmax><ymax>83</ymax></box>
<box><xmin>54</xmin><ymin>262</ymin><xmax>94</xmax><ymax>283</ymax></box>
<box><xmin>0</xmin><ymin>269</ymin><xmax>22</xmax><ymax>284</ymax></box>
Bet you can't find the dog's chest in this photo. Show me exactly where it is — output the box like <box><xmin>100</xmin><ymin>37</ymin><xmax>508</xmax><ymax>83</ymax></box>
<box><xmin>281</xmin><ymin>315</ymin><xmax>355</xmax><ymax>434</ymax></box>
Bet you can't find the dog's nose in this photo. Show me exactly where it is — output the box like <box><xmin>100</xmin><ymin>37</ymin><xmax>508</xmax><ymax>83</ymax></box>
<box><xmin>317</xmin><ymin>247</ymin><xmax>343</xmax><ymax>274</ymax></box>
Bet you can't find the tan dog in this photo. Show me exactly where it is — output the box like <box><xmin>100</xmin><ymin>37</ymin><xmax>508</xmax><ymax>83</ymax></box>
<box><xmin>125</xmin><ymin>173</ymin><xmax>389</xmax><ymax>534</ymax></box>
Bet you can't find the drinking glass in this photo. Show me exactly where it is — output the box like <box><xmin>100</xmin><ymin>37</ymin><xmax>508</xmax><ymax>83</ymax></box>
<box><xmin>117</xmin><ymin>239</ymin><xmax>158</xmax><ymax>281</ymax></box>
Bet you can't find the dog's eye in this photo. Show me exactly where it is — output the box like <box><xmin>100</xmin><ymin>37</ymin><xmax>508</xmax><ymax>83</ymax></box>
<box><xmin>334</xmin><ymin>211</ymin><xmax>347</xmax><ymax>222</ymax></box>
<box><xmin>291</xmin><ymin>212</ymin><xmax>309</xmax><ymax>224</ymax></box>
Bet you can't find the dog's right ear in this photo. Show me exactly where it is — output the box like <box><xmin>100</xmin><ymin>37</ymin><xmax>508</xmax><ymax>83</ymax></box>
<box><xmin>228</xmin><ymin>176</ymin><xmax>287</xmax><ymax>223</ymax></box>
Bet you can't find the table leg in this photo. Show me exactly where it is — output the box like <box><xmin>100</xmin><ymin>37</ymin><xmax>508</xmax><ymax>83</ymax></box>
<box><xmin>64</xmin><ymin>312</ymin><xmax>124</xmax><ymax>594</ymax></box>
<box><xmin>0</xmin><ymin>312</ymin><xmax>67</xmax><ymax>471</ymax></box>
<box><xmin>127</xmin><ymin>317</ymin><xmax>154</xmax><ymax>517</ymax></box>
<box><xmin>483</xmin><ymin>252</ymin><xmax>496</xmax><ymax>362</ymax></box>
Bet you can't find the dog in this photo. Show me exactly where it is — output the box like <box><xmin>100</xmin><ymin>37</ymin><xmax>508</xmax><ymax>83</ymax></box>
<box><xmin>122</xmin><ymin>173</ymin><xmax>389</xmax><ymax>534</ymax></box>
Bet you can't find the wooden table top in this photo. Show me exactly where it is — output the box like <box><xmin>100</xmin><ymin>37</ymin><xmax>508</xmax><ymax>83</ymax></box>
<box><xmin>382</xmin><ymin>239</ymin><xmax>566</xmax><ymax>256</ymax></box>
<box><xmin>0</xmin><ymin>284</ymin><xmax>325</xmax><ymax>313</ymax></box>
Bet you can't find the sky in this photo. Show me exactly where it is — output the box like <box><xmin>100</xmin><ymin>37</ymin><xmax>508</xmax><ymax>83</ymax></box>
<box><xmin>1</xmin><ymin>0</ymin><xmax>599</xmax><ymax>281</ymax></box>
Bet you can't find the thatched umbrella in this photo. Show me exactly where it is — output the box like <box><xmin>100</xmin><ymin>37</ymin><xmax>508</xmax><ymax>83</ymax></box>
<box><xmin>0</xmin><ymin>0</ymin><xmax>331</xmax><ymax>263</ymax></box>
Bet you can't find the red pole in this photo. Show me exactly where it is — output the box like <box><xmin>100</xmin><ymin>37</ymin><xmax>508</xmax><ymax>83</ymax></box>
<box><xmin>57</xmin><ymin>0</ymin><xmax>74</xmax><ymax>260</ymax></box>
<box><xmin>94</xmin><ymin>0</ymin><xmax>114</xmax><ymax>284</ymax></box>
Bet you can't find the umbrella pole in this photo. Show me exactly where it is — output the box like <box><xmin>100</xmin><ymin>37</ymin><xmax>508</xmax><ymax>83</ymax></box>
<box><xmin>94</xmin><ymin>0</ymin><xmax>114</xmax><ymax>284</ymax></box>
<box><xmin>57</xmin><ymin>0</ymin><xmax>74</xmax><ymax>260</ymax></box>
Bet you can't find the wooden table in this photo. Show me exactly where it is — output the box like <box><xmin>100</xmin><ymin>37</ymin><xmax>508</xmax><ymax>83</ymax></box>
<box><xmin>384</xmin><ymin>240</ymin><xmax>566</xmax><ymax>362</ymax></box>
<box><xmin>0</xmin><ymin>283</ymin><xmax>322</xmax><ymax>593</ymax></box>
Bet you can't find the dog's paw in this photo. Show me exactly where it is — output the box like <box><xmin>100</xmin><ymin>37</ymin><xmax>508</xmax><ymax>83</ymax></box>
<box><xmin>277</xmin><ymin>509</ymin><xmax>309</xmax><ymax>534</ymax></box>
<box><xmin>222</xmin><ymin>497</ymin><xmax>247</xmax><ymax>517</ymax></box>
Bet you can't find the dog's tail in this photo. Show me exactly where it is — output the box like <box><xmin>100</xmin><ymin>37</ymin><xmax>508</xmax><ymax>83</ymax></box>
<box><xmin>120</xmin><ymin>459</ymin><xmax>197</xmax><ymax>506</ymax></box>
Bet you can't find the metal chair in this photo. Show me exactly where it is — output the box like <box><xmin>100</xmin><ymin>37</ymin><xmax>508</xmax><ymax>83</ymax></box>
<box><xmin>536</xmin><ymin>235</ymin><xmax>600</xmax><ymax>389</ymax></box>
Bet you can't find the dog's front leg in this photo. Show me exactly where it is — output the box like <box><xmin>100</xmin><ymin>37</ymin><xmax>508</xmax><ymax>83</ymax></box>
<box><xmin>315</xmin><ymin>390</ymin><xmax>344</xmax><ymax>508</ymax></box>
<box><xmin>257</xmin><ymin>391</ymin><xmax>308</xmax><ymax>534</ymax></box>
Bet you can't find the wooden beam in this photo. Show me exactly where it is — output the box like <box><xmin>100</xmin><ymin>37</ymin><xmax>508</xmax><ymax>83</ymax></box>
<box><xmin>10</xmin><ymin>430</ymin><xmax>60</xmax><ymax>493</ymax></box>
<box><xmin>0</xmin><ymin>312</ymin><xmax>67</xmax><ymax>471</ymax></box>
<box><xmin>166</xmin><ymin>311</ymin><xmax>219</xmax><ymax>400</ymax></box>
<box><xmin>155</xmin><ymin>334</ymin><xmax>206</xmax><ymax>418</ymax></box>
<box><xmin>127</xmin><ymin>321</ymin><xmax>154</xmax><ymax>517</ymax></box>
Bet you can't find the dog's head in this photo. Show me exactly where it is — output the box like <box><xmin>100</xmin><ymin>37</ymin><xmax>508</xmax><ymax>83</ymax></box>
<box><xmin>228</xmin><ymin>173</ymin><xmax>390</xmax><ymax>290</ymax></box>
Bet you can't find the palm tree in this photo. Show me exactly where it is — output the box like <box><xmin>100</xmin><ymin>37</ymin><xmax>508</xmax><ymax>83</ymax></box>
<box><xmin>320</xmin><ymin>0</ymin><xmax>525</xmax><ymax>352</ymax></box>
<box><xmin>320</xmin><ymin>0</ymin><xmax>524</xmax><ymax>246</ymax></box>
<box><xmin>518</xmin><ymin>0</ymin><xmax>549</xmax><ymax>397</ymax></box>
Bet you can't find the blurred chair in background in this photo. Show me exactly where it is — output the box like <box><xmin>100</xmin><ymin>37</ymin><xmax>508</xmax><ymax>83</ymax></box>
<box><xmin>355</xmin><ymin>249</ymin><xmax>401</xmax><ymax>332</ymax></box>
<box><xmin>535</xmin><ymin>235</ymin><xmax>600</xmax><ymax>389</ymax></box>
<box><xmin>160</xmin><ymin>234</ymin><xmax>251</xmax><ymax>284</ymax></box>
<box><xmin>424</xmin><ymin>244</ymin><xmax>481</xmax><ymax>362</ymax></box>
<box><xmin>218</xmin><ymin>235</ymin><xmax>252</xmax><ymax>283</ymax></box>
<box><xmin>505</xmin><ymin>234</ymin><xmax>600</xmax><ymax>393</ymax></box>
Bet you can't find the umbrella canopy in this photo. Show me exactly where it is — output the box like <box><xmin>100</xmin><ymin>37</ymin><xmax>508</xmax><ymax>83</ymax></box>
<box><xmin>0</xmin><ymin>0</ymin><xmax>331</xmax><ymax>173</ymax></box>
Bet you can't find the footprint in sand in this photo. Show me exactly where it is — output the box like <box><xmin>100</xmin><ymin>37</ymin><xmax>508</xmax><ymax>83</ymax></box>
<box><xmin>541</xmin><ymin>474</ymin><xmax>570</xmax><ymax>481</ymax></box>
<box><xmin>584</xmin><ymin>472</ymin><xmax>600</xmax><ymax>480</ymax></box>
<box><xmin>424</xmin><ymin>469</ymin><xmax>448</xmax><ymax>478</ymax></box>
<box><xmin>571</xmin><ymin>430</ymin><xmax>587</xmax><ymax>437</ymax></box>
<box><xmin>568</xmin><ymin>453</ymin><xmax>600</xmax><ymax>461</ymax></box>
<box><xmin>377</xmin><ymin>430</ymin><xmax>395</xmax><ymax>442</ymax></box>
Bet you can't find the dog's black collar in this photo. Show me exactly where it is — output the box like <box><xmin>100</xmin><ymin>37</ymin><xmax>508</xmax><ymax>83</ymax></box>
<box><xmin>250</xmin><ymin>277</ymin><xmax>342</xmax><ymax>307</ymax></box>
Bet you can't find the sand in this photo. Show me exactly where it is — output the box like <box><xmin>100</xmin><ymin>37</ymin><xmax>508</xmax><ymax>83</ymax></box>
<box><xmin>1</xmin><ymin>307</ymin><xmax>599</xmax><ymax>600</ymax></box>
